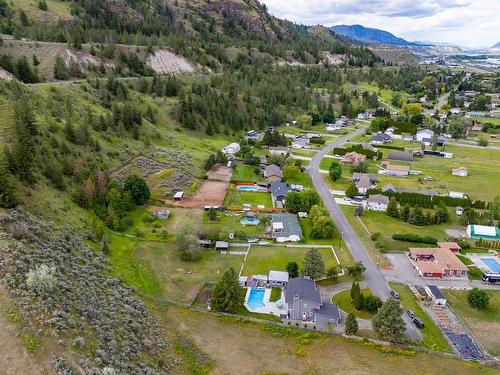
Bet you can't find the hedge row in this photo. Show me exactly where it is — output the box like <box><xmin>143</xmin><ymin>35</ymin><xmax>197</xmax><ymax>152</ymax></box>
<box><xmin>392</xmin><ymin>233</ymin><xmax>438</xmax><ymax>244</ymax></box>
<box><xmin>374</xmin><ymin>144</ymin><xmax>406</xmax><ymax>151</ymax></box>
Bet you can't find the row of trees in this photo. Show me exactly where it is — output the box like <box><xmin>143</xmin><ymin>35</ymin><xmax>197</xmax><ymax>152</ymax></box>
<box><xmin>285</xmin><ymin>190</ymin><xmax>320</xmax><ymax>213</ymax></box>
<box><xmin>308</xmin><ymin>205</ymin><xmax>337</xmax><ymax>240</ymax></box>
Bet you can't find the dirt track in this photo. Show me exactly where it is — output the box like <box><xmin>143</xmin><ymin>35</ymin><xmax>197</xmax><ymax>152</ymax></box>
<box><xmin>174</xmin><ymin>180</ymin><xmax>229</xmax><ymax>208</ymax></box>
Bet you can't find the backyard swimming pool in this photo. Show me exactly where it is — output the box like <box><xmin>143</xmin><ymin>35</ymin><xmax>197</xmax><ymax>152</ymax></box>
<box><xmin>481</xmin><ymin>258</ymin><xmax>500</xmax><ymax>273</ymax></box>
<box><xmin>240</xmin><ymin>217</ymin><xmax>261</xmax><ymax>225</ymax></box>
<box><xmin>247</xmin><ymin>288</ymin><xmax>265</xmax><ymax>309</ymax></box>
<box><xmin>238</xmin><ymin>185</ymin><xmax>258</xmax><ymax>191</ymax></box>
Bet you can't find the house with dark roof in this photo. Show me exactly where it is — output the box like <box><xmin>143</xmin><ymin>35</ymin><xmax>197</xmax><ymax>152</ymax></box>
<box><xmin>270</xmin><ymin>213</ymin><xmax>303</xmax><ymax>242</ymax></box>
<box><xmin>285</xmin><ymin>277</ymin><xmax>341</xmax><ymax>325</ymax></box>
<box><xmin>371</xmin><ymin>133</ymin><xmax>391</xmax><ymax>145</ymax></box>
<box><xmin>426</xmin><ymin>285</ymin><xmax>446</xmax><ymax>305</ymax></box>
<box><xmin>366</xmin><ymin>194</ymin><xmax>389</xmax><ymax>211</ymax></box>
<box><xmin>264</xmin><ymin>164</ymin><xmax>283</xmax><ymax>183</ymax></box>
<box><xmin>270</xmin><ymin>182</ymin><xmax>290</xmax><ymax>208</ymax></box>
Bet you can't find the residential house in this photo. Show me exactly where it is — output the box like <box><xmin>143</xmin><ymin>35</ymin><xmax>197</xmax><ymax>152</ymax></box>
<box><xmin>426</xmin><ymin>285</ymin><xmax>447</xmax><ymax>306</ymax></box>
<box><xmin>421</xmin><ymin>137</ymin><xmax>433</xmax><ymax>147</ymax></box>
<box><xmin>268</xmin><ymin>146</ymin><xmax>290</xmax><ymax>156</ymax></box>
<box><xmin>246</xmin><ymin>130</ymin><xmax>258</xmax><ymax>139</ymax></box>
<box><xmin>437</xmin><ymin>242</ymin><xmax>462</xmax><ymax>253</ymax></box>
<box><xmin>352</xmin><ymin>173</ymin><xmax>377</xmax><ymax>195</ymax></box>
<box><xmin>471</xmin><ymin>124</ymin><xmax>484</xmax><ymax>132</ymax></box>
<box><xmin>365</xmin><ymin>194</ymin><xmax>389</xmax><ymax>211</ymax></box>
<box><xmin>357</xmin><ymin>112</ymin><xmax>373</xmax><ymax>120</ymax></box>
<box><xmin>268</xmin><ymin>271</ymin><xmax>289</xmax><ymax>288</ymax></box>
<box><xmin>380</xmin><ymin>161</ymin><xmax>410</xmax><ymax>176</ymax></box>
<box><xmin>387</xmin><ymin>151</ymin><xmax>414</xmax><ymax>163</ymax></box>
<box><xmin>452</xmin><ymin>167</ymin><xmax>468</xmax><ymax>177</ymax></box>
<box><xmin>416</xmin><ymin>129</ymin><xmax>434</xmax><ymax>142</ymax></box>
<box><xmin>270</xmin><ymin>182</ymin><xmax>290</xmax><ymax>208</ymax></box>
<box><xmin>326</xmin><ymin>124</ymin><xmax>341</xmax><ymax>131</ymax></box>
<box><xmin>270</xmin><ymin>213</ymin><xmax>303</xmax><ymax>242</ymax></box>
<box><xmin>221</xmin><ymin>142</ymin><xmax>240</xmax><ymax>157</ymax></box>
<box><xmin>381</xmin><ymin>184</ymin><xmax>438</xmax><ymax>196</ymax></box>
<box><xmin>449</xmin><ymin>191</ymin><xmax>466</xmax><ymax>199</ymax></box>
<box><xmin>371</xmin><ymin>133</ymin><xmax>392</xmax><ymax>145</ymax></box>
<box><xmin>264</xmin><ymin>164</ymin><xmax>283</xmax><ymax>183</ymax></box>
<box><xmin>409</xmin><ymin>247</ymin><xmax>468</xmax><ymax>278</ymax></box>
<box><xmin>292</xmin><ymin>137</ymin><xmax>309</xmax><ymax>149</ymax></box>
<box><xmin>340</xmin><ymin>151</ymin><xmax>366</xmax><ymax>165</ymax></box>
<box><xmin>450</xmin><ymin>108</ymin><xmax>461</xmax><ymax>114</ymax></box>
<box><xmin>466</xmin><ymin>225</ymin><xmax>500</xmax><ymax>240</ymax></box>
<box><xmin>215</xmin><ymin>241</ymin><xmax>229</xmax><ymax>251</ymax></box>
<box><xmin>285</xmin><ymin>277</ymin><xmax>341</xmax><ymax>325</ymax></box>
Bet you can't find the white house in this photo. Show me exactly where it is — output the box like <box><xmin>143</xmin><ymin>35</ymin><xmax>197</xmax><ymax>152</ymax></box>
<box><xmin>326</xmin><ymin>124</ymin><xmax>341</xmax><ymax>131</ymax></box>
<box><xmin>449</xmin><ymin>191</ymin><xmax>466</xmax><ymax>199</ymax></box>
<box><xmin>357</xmin><ymin>112</ymin><xmax>373</xmax><ymax>120</ymax></box>
<box><xmin>455</xmin><ymin>206</ymin><xmax>464</xmax><ymax>216</ymax></box>
<box><xmin>365</xmin><ymin>194</ymin><xmax>389</xmax><ymax>211</ymax></box>
<box><xmin>416</xmin><ymin>129</ymin><xmax>434</xmax><ymax>142</ymax></box>
<box><xmin>270</xmin><ymin>213</ymin><xmax>303</xmax><ymax>242</ymax></box>
<box><xmin>452</xmin><ymin>167</ymin><xmax>468</xmax><ymax>177</ymax></box>
<box><xmin>221</xmin><ymin>142</ymin><xmax>240</xmax><ymax>156</ymax></box>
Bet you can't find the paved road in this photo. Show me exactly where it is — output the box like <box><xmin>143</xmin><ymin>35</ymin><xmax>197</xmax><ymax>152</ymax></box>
<box><xmin>306</xmin><ymin>127</ymin><xmax>421</xmax><ymax>340</ymax></box>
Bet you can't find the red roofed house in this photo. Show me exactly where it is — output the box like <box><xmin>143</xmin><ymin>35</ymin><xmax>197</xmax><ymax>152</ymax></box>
<box><xmin>409</xmin><ymin>247</ymin><xmax>468</xmax><ymax>278</ymax></box>
<box><xmin>437</xmin><ymin>242</ymin><xmax>462</xmax><ymax>253</ymax></box>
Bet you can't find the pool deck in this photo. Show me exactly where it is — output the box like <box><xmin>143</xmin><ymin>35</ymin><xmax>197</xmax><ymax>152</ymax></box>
<box><xmin>244</xmin><ymin>287</ymin><xmax>287</xmax><ymax>317</ymax></box>
<box><xmin>467</xmin><ymin>254</ymin><xmax>500</xmax><ymax>273</ymax></box>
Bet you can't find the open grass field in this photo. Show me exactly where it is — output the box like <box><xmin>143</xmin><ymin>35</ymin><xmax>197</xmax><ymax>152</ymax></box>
<box><xmin>231</xmin><ymin>164</ymin><xmax>262</xmax><ymax>182</ymax></box>
<box><xmin>223</xmin><ymin>186</ymin><xmax>273</xmax><ymax>207</ymax></box>
<box><xmin>242</xmin><ymin>245</ymin><xmax>339</xmax><ymax>275</ymax></box>
<box><xmin>390</xmin><ymin>283</ymin><xmax>452</xmax><ymax>353</ymax></box>
<box><xmin>283</xmin><ymin>165</ymin><xmax>313</xmax><ymax>188</ymax></box>
<box><xmin>204</xmin><ymin>212</ymin><xmax>267</xmax><ymax>238</ymax></box>
<box><xmin>443</xmin><ymin>290</ymin><xmax>500</xmax><ymax>356</ymax></box>
<box><xmin>352</xmin><ymin>82</ymin><xmax>410</xmax><ymax>106</ymax></box>
<box><xmin>158</xmin><ymin>306</ymin><xmax>497</xmax><ymax>375</ymax></box>
<box><xmin>332</xmin><ymin>288</ymin><xmax>375</xmax><ymax>319</ymax></box>
<box><xmin>15</xmin><ymin>0</ymin><xmax>73</xmax><ymax>22</ymax></box>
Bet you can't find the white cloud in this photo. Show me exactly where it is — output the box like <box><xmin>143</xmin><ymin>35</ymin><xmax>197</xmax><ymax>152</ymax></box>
<box><xmin>260</xmin><ymin>0</ymin><xmax>500</xmax><ymax>48</ymax></box>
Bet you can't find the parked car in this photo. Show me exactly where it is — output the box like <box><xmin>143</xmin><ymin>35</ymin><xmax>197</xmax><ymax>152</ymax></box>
<box><xmin>406</xmin><ymin>309</ymin><xmax>415</xmax><ymax>318</ymax></box>
<box><xmin>412</xmin><ymin>317</ymin><xmax>425</xmax><ymax>329</ymax></box>
<box><xmin>390</xmin><ymin>290</ymin><xmax>400</xmax><ymax>299</ymax></box>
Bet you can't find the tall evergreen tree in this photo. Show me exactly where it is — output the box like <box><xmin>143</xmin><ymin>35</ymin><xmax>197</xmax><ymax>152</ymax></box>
<box><xmin>301</xmin><ymin>248</ymin><xmax>325</xmax><ymax>280</ymax></box>
<box><xmin>211</xmin><ymin>267</ymin><xmax>244</xmax><ymax>313</ymax></box>
<box><xmin>345</xmin><ymin>313</ymin><xmax>359</xmax><ymax>335</ymax></box>
<box><xmin>386</xmin><ymin>197</ymin><xmax>399</xmax><ymax>217</ymax></box>
<box><xmin>372</xmin><ymin>299</ymin><xmax>406</xmax><ymax>343</ymax></box>
<box><xmin>0</xmin><ymin>165</ymin><xmax>18</xmax><ymax>208</ymax></box>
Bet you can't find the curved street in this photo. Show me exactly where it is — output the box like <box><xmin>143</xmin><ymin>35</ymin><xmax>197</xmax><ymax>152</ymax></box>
<box><xmin>307</xmin><ymin>126</ymin><xmax>421</xmax><ymax>340</ymax></box>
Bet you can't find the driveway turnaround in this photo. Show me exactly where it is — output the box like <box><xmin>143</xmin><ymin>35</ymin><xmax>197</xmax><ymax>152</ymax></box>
<box><xmin>307</xmin><ymin>127</ymin><xmax>421</xmax><ymax>340</ymax></box>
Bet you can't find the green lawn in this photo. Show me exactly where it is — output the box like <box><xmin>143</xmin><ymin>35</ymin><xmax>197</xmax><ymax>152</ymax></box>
<box><xmin>332</xmin><ymin>288</ymin><xmax>375</xmax><ymax>320</ymax></box>
<box><xmin>109</xmin><ymin>234</ymin><xmax>164</xmax><ymax>297</ymax></box>
<box><xmin>231</xmin><ymin>164</ymin><xmax>262</xmax><ymax>182</ymax></box>
<box><xmin>443</xmin><ymin>290</ymin><xmax>500</xmax><ymax>356</ymax></box>
<box><xmin>223</xmin><ymin>186</ymin><xmax>273</xmax><ymax>208</ymax></box>
<box><xmin>299</xmin><ymin>217</ymin><xmax>341</xmax><ymax>246</ymax></box>
<box><xmin>270</xmin><ymin>287</ymin><xmax>282</xmax><ymax>302</ymax></box>
<box><xmin>456</xmin><ymin>254</ymin><xmax>473</xmax><ymax>265</ymax></box>
<box><xmin>283</xmin><ymin>165</ymin><xmax>313</xmax><ymax>188</ymax></box>
<box><xmin>203</xmin><ymin>212</ymin><xmax>267</xmax><ymax>239</ymax></box>
<box><xmin>320</xmin><ymin>157</ymin><xmax>333</xmax><ymax>171</ymax></box>
<box><xmin>375</xmin><ymin>144</ymin><xmax>500</xmax><ymax>201</ymax></box>
<box><xmin>390</xmin><ymin>283</ymin><xmax>452</xmax><ymax>353</ymax></box>
<box><xmin>242</xmin><ymin>246</ymin><xmax>339</xmax><ymax>275</ymax></box>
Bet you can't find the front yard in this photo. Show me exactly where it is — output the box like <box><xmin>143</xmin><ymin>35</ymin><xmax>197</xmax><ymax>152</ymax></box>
<box><xmin>223</xmin><ymin>185</ymin><xmax>273</xmax><ymax>208</ymax></box>
<box><xmin>242</xmin><ymin>245</ymin><xmax>339</xmax><ymax>276</ymax></box>
<box><xmin>332</xmin><ymin>288</ymin><xmax>375</xmax><ymax>320</ymax></box>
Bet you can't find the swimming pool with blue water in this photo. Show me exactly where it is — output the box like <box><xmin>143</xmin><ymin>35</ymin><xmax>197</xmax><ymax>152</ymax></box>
<box><xmin>247</xmin><ymin>288</ymin><xmax>265</xmax><ymax>309</ymax></box>
<box><xmin>481</xmin><ymin>258</ymin><xmax>500</xmax><ymax>273</ymax></box>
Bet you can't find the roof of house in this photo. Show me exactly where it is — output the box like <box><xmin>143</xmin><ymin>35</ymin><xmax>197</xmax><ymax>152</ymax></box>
<box><xmin>352</xmin><ymin>173</ymin><xmax>377</xmax><ymax>182</ymax></box>
<box><xmin>428</xmin><ymin>285</ymin><xmax>446</xmax><ymax>300</ymax></box>
<box><xmin>417</xmin><ymin>129</ymin><xmax>434</xmax><ymax>136</ymax></box>
<box><xmin>383</xmin><ymin>162</ymin><xmax>410</xmax><ymax>172</ymax></box>
<box><xmin>387</xmin><ymin>151</ymin><xmax>414</xmax><ymax>162</ymax></box>
<box><xmin>371</xmin><ymin>133</ymin><xmax>391</xmax><ymax>142</ymax></box>
<box><xmin>410</xmin><ymin>247</ymin><xmax>468</xmax><ymax>272</ymax></box>
<box><xmin>362</xmin><ymin>143</ymin><xmax>377</xmax><ymax>152</ymax></box>
<box><xmin>268</xmin><ymin>270</ymin><xmax>289</xmax><ymax>283</ymax></box>
<box><xmin>315</xmin><ymin>302</ymin><xmax>341</xmax><ymax>320</ymax></box>
<box><xmin>265</xmin><ymin>164</ymin><xmax>282</xmax><ymax>178</ymax></box>
<box><xmin>415</xmin><ymin>261</ymin><xmax>445</xmax><ymax>275</ymax></box>
<box><xmin>453</xmin><ymin>167</ymin><xmax>468</xmax><ymax>172</ymax></box>
<box><xmin>437</xmin><ymin>242</ymin><xmax>461</xmax><ymax>249</ymax></box>
<box><xmin>382</xmin><ymin>184</ymin><xmax>397</xmax><ymax>193</ymax></box>
<box><xmin>270</xmin><ymin>182</ymin><xmax>290</xmax><ymax>198</ymax></box>
<box><xmin>367</xmin><ymin>194</ymin><xmax>389</xmax><ymax>205</ymax></box>
<box><xmin>271</xmin><ymin>213</ymin><xmax>303</xmax><ymax>238</ymax></box>
<box><xmin>215</xmin><ymin>241</ymin><xmax>229</xmax><ymax>248</ymax></box>
<box><xmin>341</xmin><ymin>152</ymin><xmax>366</xmax><ymax>162</ymax></box>
<box><xmin>284</xmin><ymin>277</ymin><xmax>321</xmax><ymax>304</ymax></box>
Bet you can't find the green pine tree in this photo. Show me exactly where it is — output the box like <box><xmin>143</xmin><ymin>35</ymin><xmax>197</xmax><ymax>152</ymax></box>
<box><xmin>372</xmin><ymin>299</ymin><xmax>406</xmax><ymax>343</ymax></box>
<box><xmin>301</xmin><ymin>248</ymin><xmax>326</xmax><ymax>280</ymax></box>
<box><xmin>345</xmin><ymin>312</ymin><xmax>359</xmax><ymax>335</ymax></box>
<box><xmin>211</xmin><ymin>267</ymin><xmax>244</xmax><ymax>313</ymax></box>
<box><xmin>386</xmin><ymin>197</ymin><xmax>399</xmax><ymax>217</ymax></box>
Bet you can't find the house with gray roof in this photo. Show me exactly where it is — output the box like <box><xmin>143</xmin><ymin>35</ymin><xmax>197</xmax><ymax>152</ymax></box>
<box><xmin>264</xmin><ymin>164</ymin><xmax>283</xmax><ymax>183</ymax></box>
<box><xmin>270</xmin><ymin>213</ymin><xmax>303</xmax><ymax>242</ymax></box>
<box><xmin>371</xmin><ymin>133</ymin><xmax>391</xmax><ymax>145</ymax></box>
<box><xmin>285</xmin><ymin>277</ymin><xmax>341</xmax><ymax>325</ymax></box>
<box><xmin>352</xmin><ymin>173</ymin><xmax>377</xmax><ymax>195</ymax></box>
<box><xmin>366</xmin><ymin>194</ymin><xmax>389</xmax><ymax>211</ymax></box>
<box><xmin>270</xmin><ymin>182</ymin><xmax>290</xmax><ymax>208</ymax></box>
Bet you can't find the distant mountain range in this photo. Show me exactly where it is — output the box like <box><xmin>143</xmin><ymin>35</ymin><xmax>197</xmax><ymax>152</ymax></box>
<box><xmin>492</xmin><ymin>42</ymin><xmax>500</xmax><ymax>49</ymax></box>
<box><xmin>330</xmin><ymin>24</ymin><xmax>462</xmax><ymax>55</ymax></box>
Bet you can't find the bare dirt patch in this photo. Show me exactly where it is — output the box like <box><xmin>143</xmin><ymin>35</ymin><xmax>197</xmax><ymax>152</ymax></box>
<box><xmin>0</xmin><ymin>67</ymin><xmax>13</xmax><ymax>81</ymax></box>
<box><xmin>207</xmin><ymin>165</ymin><xmax>232</xmax><ymax>182</ymax></box>
<box><xmin>175</xmin><ymin>180</ymin><xmax>229</xmax><ymax>208</ymax></box>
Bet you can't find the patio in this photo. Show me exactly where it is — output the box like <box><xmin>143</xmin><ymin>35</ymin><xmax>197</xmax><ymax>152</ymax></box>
<box><xmin>244</xmin><ymin>287</ymin><xmax>287</xmax><ymax>317</ymax></box>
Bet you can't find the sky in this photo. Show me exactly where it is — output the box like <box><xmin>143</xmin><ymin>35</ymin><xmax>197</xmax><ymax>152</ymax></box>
<box><xmin>259</xmin><ymin>0</ymin><xmax>500</xmax><ymax>48</ymax></box>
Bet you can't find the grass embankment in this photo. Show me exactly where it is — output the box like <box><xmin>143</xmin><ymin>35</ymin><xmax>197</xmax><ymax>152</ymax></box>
<box><xmin>390</xmin><ymin>283</ymin><xmax>452</xmax><ymax>353</ymax></box>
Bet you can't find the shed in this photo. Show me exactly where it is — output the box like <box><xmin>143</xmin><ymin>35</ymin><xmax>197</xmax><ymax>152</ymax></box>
<box><xmin>268</xmin><ymin>270</ymin><xmax>289</xmax><ymax>287</ymax></box>
<box><xmin>173</xmin><ymin>191</ymin><xmax>184</xmax><ymax>201</ymax></box>
<box><xmin>198</xmin><ymin>240</ymin><xmax>212</xmax><ymax>248</ymax></box>
<box><xmin>215</xmin><ymin>241</ymin><xmax>229</xmax><ymax>251</ymax></box>
<box><xmin>426</xmin><ymin>285</ymin><xmax>446</xmax><ymax>305</ymax></box>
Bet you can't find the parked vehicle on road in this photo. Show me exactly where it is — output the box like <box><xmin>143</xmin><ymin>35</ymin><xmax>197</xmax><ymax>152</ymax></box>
<box><xmin>406</xmin><ymin>309</ymin><xmax>415</xmax><ymax>318</ymax></box>
<box><xmin>390</xmin><ymin>290</ymin><xmax>400</xmax><ymax>299</ymax></box>
<box><xmin>481</xmin><ymin>272</ymin><xmax>500</xmax><ymax>284</ymax></box>
<box><xmin>412</xmin><ymin>317</ymin><xmax>424</xmax><ymax>329</ymax></box>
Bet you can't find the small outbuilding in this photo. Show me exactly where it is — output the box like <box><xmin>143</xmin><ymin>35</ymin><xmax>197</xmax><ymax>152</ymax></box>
<box><xmin>215</xmin><ymin>241</ymin><xmax>229</xmax><ymax>251</ymax></box>
<box><xmin>173</xmin><ymin>191</ymin><xmax>184</xmax><ymax>201</ymax></box>
<box><xmin>268</xmin><ymin>270</ymin><xmax>289</xmax><ymax>287</ymax></box>
<box><xmin>426</xmin><ymin>285</ymin><xmax>447</xmax><ymax>306</ymax></box>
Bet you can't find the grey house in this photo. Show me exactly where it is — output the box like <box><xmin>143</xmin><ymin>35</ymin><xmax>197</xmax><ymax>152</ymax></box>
<box><xmin>284</xmin><ymin>277</ymin><xmax>341</xmax><ymax>325</ymax></box>
<box><xmin>270</xmin><ymin>182</ymin><xmax>290</xmax><ymax>208</ymax></box>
